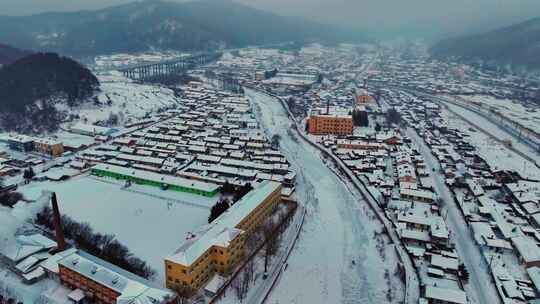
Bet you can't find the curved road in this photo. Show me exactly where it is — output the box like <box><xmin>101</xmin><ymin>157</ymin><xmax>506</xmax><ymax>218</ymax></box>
<box><xmin>246</xmin><ymin>88</ymin><xmax>403</xmax><ymax>304</ymax></box>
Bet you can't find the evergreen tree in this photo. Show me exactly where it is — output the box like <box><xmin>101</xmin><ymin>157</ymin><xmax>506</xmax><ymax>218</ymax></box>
<box><xmin>23</xmin><ymin>167</ymin><xmax>35</xmax><ymax>180</ymax></box>
<box><xmin>208</xmin><ymin>199</ymin><xmax>231</xmax><ymax>223</ymax></box>
<box><xmin>352</xmin><ymin>109</ymin><xmax>369</xmax><ymax>127</ymax></box>
<box><xmin>386</xmin><ymin>108</ymin><xmax>402</xmax><ymax>125</ymax></box>
<box><xmin>0</xmin><ymin>53</ymin><xmax>99</xmax><ymax>132</ymax></box>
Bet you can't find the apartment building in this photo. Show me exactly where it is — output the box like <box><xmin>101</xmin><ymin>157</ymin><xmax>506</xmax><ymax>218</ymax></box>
<box><xmin>307</xmin><ymin>114</ymin><xmax>353</xmax><ymax>136</ymax></box>
<box><xmin>165</xmin><ymin>181</ymin><xmax>282</xmax><ymax>295</ymax></box>
<box><xmin>34</xmin><ymin>138</ymin><xmax>65</xmax><ymax>157</ymax></box>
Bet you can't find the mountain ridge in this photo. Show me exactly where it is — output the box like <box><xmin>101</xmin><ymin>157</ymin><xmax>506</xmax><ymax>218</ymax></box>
<box><xmin>430</xmin><ymin>16</ymin><xmax>540</xmax><ymax>70</ymax></box>
<box><xmin>0</xmin><ymin>53</ymin><xmax>100</xmax><ymax>133</ymax></box>
<box><xmin>0</xmin><ymin>0</ymin><xmax>366</xmax><ymax>57</ymax></box>
<box><xmin>0</xmin><ymin>44</ymin><xmax>32</xmax><ymax>66</ymax></box>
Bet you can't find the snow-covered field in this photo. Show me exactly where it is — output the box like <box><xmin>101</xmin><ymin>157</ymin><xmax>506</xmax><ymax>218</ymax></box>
<box><xmin>65</xmin><ymin>71</ymin><xmax>181</xmax><ymax>127</ymax></box>
<box><xmin>460</xmin><ymin>95</ymin><xmax>540</xmax><ymax>134</ymax></box>
<box><xmin>441</xmin><ymin>104</ymin><xmax>540</xmax><ymax>180</ymax></box>
<box><xmin>247</xmin><ymin>89</ymin><xmax>403</xmax><ymax>304</ymax></box>
<box><xmin>18</xmin><ymin>175</ymin><xmax>216</xmax><ymax>283</ymax></box>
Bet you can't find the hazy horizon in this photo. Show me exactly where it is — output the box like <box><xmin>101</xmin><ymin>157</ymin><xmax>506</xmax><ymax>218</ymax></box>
<box><xmin>1</xmin><ymin>0</ymin><xmax>540</xmax><ymax>39</ymax></box>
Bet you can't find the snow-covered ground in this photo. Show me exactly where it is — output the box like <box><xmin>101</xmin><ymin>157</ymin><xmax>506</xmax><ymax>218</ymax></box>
<box><xmin>0</xmin><ymin>195</ymin><xmax>54</xmax><ymax>303</ymax></box>
<box><xmin>460</xmin><ymin>95</ymin><xmax>540</xmax><ymax>135</ymax></box>
<box><xmin>17</xmin><ymin>175</ymin><xmax>216</xmax><ymax>283</ymax></box>
<box><xmin>246</xmin><ymin>88</ymin><xmax>403</xmax><ymax>304</ymax></box>
<box><xmin>64</xmin><ymin>71</ymin><xmax>181</xmax><ymax>127</ymax></box>
<box><xmin>440</xmin><ymin>103</ymin><xmax>540</xmax><ymax>180</ymax></box>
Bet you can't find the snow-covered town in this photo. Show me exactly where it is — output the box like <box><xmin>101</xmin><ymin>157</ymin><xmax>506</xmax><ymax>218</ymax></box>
<box><xmin>1</xmin><ymin>25</ymin><xmax>540</xmax><ymax>304</ymax></box>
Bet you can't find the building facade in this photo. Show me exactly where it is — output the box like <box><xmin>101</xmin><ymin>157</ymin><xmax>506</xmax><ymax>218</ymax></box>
<box><xmin>91</xmin><ymin>164</ymin><xmax>220</xmax><ymax>197</ymax></box>
<box><xmin>58</xmin><ymin>250</ymin><xmax>176</xmax><ymax>304</ymax></box>
<box><xmin>59</xmin><ymin>265</ymin><xmax>120</xmax><ymax>304</ymax></box>
<box><xmin>356</xmin><ymin>94</ymin><xmax>373</xmax><ymax>104</ymax></box>
<box><xmin>307</xmin><ymin>115</ymin><xmax>354</xmax><ymax>136</ymax></box>
<box><xmin>165</xmin><ymin>181</ymin><xmax>282</xmax><ymax>295</ymax></box>
<box><xmin>7</xmin><ymin>136</ymin><xmax>34</xmax><ymax>152</ymax></box>
<box><xmin>34</xmin><ymin>139</ymin><xmax>64</xmax><ymax>157</ymax></box>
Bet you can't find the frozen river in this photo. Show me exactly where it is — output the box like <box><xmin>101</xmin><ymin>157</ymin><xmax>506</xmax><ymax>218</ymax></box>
<box><xmin>246</xmin><ymin>89</ymin><xmax>403</xmax><ymax>304</ymax></box>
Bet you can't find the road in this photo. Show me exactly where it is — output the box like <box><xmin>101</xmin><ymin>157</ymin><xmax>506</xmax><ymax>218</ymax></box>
<box><xmin>406</xmin><ymin>128</ymin><xmax>501</xmax><ymax>304</ymax></box>
<box><xmin>375</xmin><ymin>85</ymin><xmax>540</xmax><ymax>168</ymax></box>
<box><xmin>427</xmin><ymin>94</ymin><xmax>540</xmax><ymax>166</ymax></box>
<box><xmin>247</xmin><ymin>88</ymin><xmax>402</xmax><ymax>304</ymax></box>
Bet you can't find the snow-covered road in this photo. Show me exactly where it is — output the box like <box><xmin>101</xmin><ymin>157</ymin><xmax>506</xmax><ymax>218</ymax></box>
<box><xmin>247</xmin><ymin>89</ymin><xmax>401</xmax><ymax>304</ymax></box>
<box><xmin>406</xmin><ymin>128</ymin><xmax>501</xmax><ymax>304</ymax></box>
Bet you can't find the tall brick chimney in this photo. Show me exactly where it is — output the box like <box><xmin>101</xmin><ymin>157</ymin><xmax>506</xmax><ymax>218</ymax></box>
<box><xmin>326</xmin><ymin>98</ymin><xmax>330</xmax><ymax>115</ymax></box>
<box><xmin>51</xmin><ymin>192</ymin><xmax>66</xmax><ymax>252</ymax></box>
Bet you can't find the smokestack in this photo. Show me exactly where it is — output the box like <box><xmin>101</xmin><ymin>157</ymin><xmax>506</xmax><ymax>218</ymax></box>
<box><xmin>51</xmin><ymin>192</ymin><xmax>66</xmax><ymax>252</ymax></box>
<box><xmin>326</xmin><ymin>98</ymin><xmax>330</xmax><ymax>115</ymax></box>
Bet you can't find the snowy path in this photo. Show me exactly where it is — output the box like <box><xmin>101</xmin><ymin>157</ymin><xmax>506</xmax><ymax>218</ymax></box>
<box><xmin>406</xmin><ymin>128</ymin><xmax>501</xmax><ymax>304</ymax></box>
<box><xmin>247</xmin><ymin>89</ymin><xmax>400</xmax><ymax>304</ymax></box>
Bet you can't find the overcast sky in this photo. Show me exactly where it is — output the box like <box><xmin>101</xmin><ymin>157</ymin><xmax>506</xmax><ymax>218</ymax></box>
<box><xmin>2</xmin><ymin>0</ymin><xmax>539</xmax><ymax>38</ymax></box>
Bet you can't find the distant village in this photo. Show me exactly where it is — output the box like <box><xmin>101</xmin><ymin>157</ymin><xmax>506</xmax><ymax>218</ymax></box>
<box><xmin>0</xmin><ymin>43</ymin><xmax>539</xmax><ymax>304</ymax></box>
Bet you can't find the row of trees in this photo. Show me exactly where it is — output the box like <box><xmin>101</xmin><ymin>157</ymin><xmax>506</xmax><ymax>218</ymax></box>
<box><xmin>208</xmin><ymin>199</ymin><xmax>231</xmax><ymax>223</ymax></box>
<box><xmin>221</xmin><ymin>182</ymin><xmax>254</xmax><ymax>203</ymax></box>
<box><xmin>352</xmin><ymin>109</ymin><xmax>369</xmax><ymax>127</ymax></box>
<box><xmin>232</xmin><ymin>203</ymin><xmax>295</xmax><ymax>301</ymax></box>
<box><xmin>209</xmin><ymin>182</ymin><xmax>256</xmax><ymax>222</ymax></box>
<box><xmin>35</xmin><ymin>206</ymin><xmax>155</xmax><ymax>279</ymax></box>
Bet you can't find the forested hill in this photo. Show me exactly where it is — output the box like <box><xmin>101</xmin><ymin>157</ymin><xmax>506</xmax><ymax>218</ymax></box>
<box><xmin>0</xmin><ymin>0</ymin><xmax>366</xmax><ymax>57</ymax></box>
<box><xmin>0</xmin><ymin>53</ymin><xmax>99</xmax><ymax>133</ymax></box>
<box><xmin>431</xmin><ymin>16</ymin><xmax>540</xmax><ymax>70</ymax></box>
<box><xmin>0</xmin><ymin>44</ymin><xmax>31</xmax><ymax>66</ymax></box>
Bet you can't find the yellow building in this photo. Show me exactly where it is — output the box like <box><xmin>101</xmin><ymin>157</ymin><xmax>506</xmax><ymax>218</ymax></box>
<box><xmin>33</xmin><ymin>138</ymin><xmax>64</xmax><ymax>157</ymax></box>
<box><xmin>165</xmin><ymin>181</ymin><xmax>282</xmax><ymax>294</ymax></box>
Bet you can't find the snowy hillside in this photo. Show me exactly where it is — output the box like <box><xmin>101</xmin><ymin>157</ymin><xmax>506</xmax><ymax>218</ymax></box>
<box><xmin>64</xmin><ymin>71</ymin><xmax>181</xmax><ymax>128</ymax></box>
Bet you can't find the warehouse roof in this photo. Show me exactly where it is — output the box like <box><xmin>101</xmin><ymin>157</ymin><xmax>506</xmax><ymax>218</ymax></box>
<box><xmin>92</xmin><ymin>163</ymin><xmax>219</xmax><ymax>194</ymax></box>
<box><xmin>424</xmin><ymin>286</ymin><xmax>467</xmax><ymax>304</ymax></box>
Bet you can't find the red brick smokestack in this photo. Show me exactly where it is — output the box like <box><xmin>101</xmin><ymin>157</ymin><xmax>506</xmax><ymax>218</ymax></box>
<box><xmin>326</xmin><ymin>99</ymin><xmax>330</xmax><ymax>115</ymax></box>
<box><xmin>51</xmin><ymin>192</ymin><xmax>66</xmax><ymax>252</ymax></box>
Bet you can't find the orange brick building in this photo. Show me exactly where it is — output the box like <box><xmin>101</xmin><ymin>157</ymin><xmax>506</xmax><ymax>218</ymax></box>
<box><xmin>356</xmin><ymin>94</ymin><xmax>373</xmax><ymax>104</ymax></box>
<box><xmin>58</xmin><ymin>250</ymin><xmax>176</xmax><ymax>304</ymax></box>
<box><xmin>59</xmin><ymin>265</ymin><xmax>120</xmax><ymax>304</ymax></box>
<box><xmin>355</xmin><ymin>88</ymin><xmax>373</xmax><ymax>104</ymax></box>
<box><xmin>307</xmin><ymin>114</ymin><xmax>353</xmax><ymax>136</ymax></box>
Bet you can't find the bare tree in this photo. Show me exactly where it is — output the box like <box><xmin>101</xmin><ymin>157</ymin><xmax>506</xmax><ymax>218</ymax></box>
<box><xmin>171</xmin><ymin>284</ymin><xmax>193</xmax><ymax>304</ymax></box>
<box><xmin>232</xmin><ymin>271</ymin><xmax>248</xmax><ymax>302</ymax></box>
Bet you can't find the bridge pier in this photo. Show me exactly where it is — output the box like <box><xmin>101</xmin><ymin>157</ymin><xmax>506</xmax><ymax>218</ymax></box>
<box><xmin>118</xmin><ymin>52</ymin><xmax>222</xmax><ymax>83</ymax></box>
